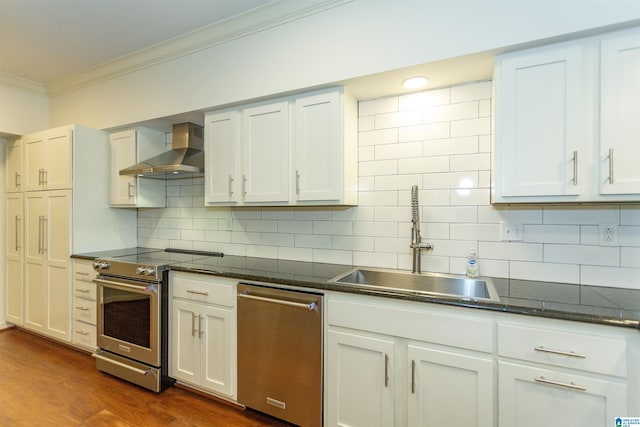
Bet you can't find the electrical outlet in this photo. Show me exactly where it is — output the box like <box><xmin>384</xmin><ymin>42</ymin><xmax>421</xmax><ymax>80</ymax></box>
<box><xmin>500</xmin><ymin>221</ymin><xmax>523</xmax><ymax>241</ymax></box>
<box><xmin>599</xmin><ymin>224</ymin><xmax>619</xmax><ymax>246</ymax></box>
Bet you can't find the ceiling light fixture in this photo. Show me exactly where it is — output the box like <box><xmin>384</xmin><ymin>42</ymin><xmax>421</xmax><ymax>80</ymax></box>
<box><xmin>402</xmin><ymin>76</ymin><xmax>429</xmax><ymax>90</ymax></box>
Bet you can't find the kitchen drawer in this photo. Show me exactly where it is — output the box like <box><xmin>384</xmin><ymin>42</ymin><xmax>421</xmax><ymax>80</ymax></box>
<box><xmin>328</xmin><ymin>297</ymin><xmax>493</xmax><ymax>353</ymax></box>
<box><xmin>73</xmin><ymin>296</ymin><xmax>97</xmax><ymax>324</ymax></box>
<box><xmin>172</xmin><ymin>273</ymin><xmax>236</xmax><ymax>307</ymax></box>
<box><xmin>498</xmin><ymin>323</ymin><xmax>627</xmax><ymax>377</ymax></box>
<box><xmin>73</xmin><ymin>261</ymin><xmax>96</xmax><ymax>283</ymax></box>
<box><xmin>73</xmin><ymin>281</ymin><xmax>96</xmax><ymax>301</ymax></box>
<box><xmin>72</xmin><ymin>320</ymin><xmax>97</xmax><ymax>350</ymax></box>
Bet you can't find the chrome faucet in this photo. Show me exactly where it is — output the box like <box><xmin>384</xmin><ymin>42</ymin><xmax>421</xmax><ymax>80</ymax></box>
<box><xmin>410</xmin><ymin>185</ymin><xmax>433</xmax><ymax>274</ymax></box>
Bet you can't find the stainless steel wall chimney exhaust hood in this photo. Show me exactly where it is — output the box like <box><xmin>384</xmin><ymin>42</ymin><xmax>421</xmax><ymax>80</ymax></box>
<box><xmin>120</xmin><ymin>122</ymin><xmax>204</xmax><ymax>178</ymax></box>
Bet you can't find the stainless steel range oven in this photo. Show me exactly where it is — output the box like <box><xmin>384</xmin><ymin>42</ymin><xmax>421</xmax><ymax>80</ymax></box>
<box><xmin>92</xmin><ymin>256</ymin><xmax>173</xmax><ymax>393</ymax></box>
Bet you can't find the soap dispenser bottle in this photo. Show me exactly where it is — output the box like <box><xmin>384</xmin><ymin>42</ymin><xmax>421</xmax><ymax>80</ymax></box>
<box><xmin>466</xmin><ymin>248</ymin><xmax>478</xmax><ymax>277</ymax></box>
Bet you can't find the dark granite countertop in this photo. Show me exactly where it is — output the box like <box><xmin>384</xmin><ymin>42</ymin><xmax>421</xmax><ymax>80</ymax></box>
<box><xmin>73</xmin><ymin>248</ymin><xmax>640</xmax><ymax>331</ymax></box>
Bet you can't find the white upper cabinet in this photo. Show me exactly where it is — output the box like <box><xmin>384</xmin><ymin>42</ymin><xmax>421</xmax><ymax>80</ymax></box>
<box><xmin>5</xmin><ymin>138</ymin><xmax>23</xmax><ymax>192</ymax></box>
<box><xmin>294</xmin><ymin>89</ymin><xmax>358</xmax><ymax>205</ymax></box>
<box><xmin>599</xmin><ymin>28</ymin><xmax>640</xmax><ymax>196</ymax></box>
<box><xmin>24</xmin><ymin>126</ymin><xmax>72</xmax><ymax>191</ymax></box>
<box><xmin>494</xmin><ymin>43</ymin><xmax>587</xmax><ymax>201</ymax></box>
<box><xmin>204</xmin><ymin>87</ymin><xmax>358</xmax><ymax>206</ymax></box>
<box><xmin>109</xmin><ymin>127</ymin><xmax>166</xmax><ymax>208</ymax></box>
<box><xmin>204</xmin><ymin>111</ymin><xmax>240</xmax><ymax>204</ymax></box>
<box><xmin>493</xmin><ymin>26</ymin><xmax>640</xmax><ymax>203</ymax></box>
<box><xmin>242</xmin><ymin>101</ymin><xmax>290</xmax><ymax>203</ymax></box>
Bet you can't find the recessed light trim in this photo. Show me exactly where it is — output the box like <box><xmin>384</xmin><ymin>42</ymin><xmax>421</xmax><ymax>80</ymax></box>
<box><xmin>402</xmin><ymin>76</ymin><xmax>429</xmax><ymax>89</ymax></box>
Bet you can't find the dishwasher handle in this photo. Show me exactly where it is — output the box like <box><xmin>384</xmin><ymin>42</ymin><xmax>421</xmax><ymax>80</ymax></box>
<box><xmin>238</xmin><ymin>292</ymin><xmax>318</xmax><ymax>312</ymax></box>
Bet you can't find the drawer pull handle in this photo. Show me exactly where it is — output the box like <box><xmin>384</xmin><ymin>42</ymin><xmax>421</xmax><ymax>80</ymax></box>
<box><xmin>534</xmin><ymin>376</ymin><xmax>587</xmax><ymax>392</ymax></box>
<box><xmin>534</xmin><ymin>346</ymin><xmax>586</xmax><ymax>359</ymax></box>
<box><xmin>75</xmin><ymin>306</ymin><xmax>90</xmax><ymax>311</ymax></box>
<box><xmin>75</xmin><ymin>272</ymin><xmax>90</xmax><ymax>276</ymax></box>
<box><xmin>75</xmin><ymin>288</ymin><xmax>90</xmax><ymax>293</ymax></box>
<box><xmin>187</xmin><ymin>290</ymin><xmax>209</xmax><ymax>296</ymax></box>
<box><xmin>75</xmin><ymin>330</ymin><xmax>90</xmax><ymax>336</ymax></box>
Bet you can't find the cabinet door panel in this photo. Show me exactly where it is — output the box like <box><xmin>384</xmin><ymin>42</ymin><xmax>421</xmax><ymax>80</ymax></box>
<box><xmin>408</xmin><ymin>345</ymin><xmax>493</xmax><ymax>427</ymax></box>
<box><xmin>295</xmin><ymin>91</ymin><xmax>340</xmax><ymax>201</ymax></box>
<box><xmin>242</xmin><ymin>102</ymin><xmax>289</xmax><ymax>203</ymax></box>
<box><xmin>171</xmin><ymin>300</ymin><xmax>199</xmax><ymax>383</ymax></box>
<box><xmin>110</xmin><ymin>129</ymin><xmax>137</xmax><ymax>205</ymax></box>
<box><xmin>24</xmin><ymin>135</ymin><xmax>47</xmax><ymax>191</ymax></box>
<box><xmin>326</xmin><ymin>330</ymin><xmax>394</xmax><ymax>427</ymax></box>
<box><xmin>495</xmin><ymin>44</ymin><xmax>585</xmax><ymax>200</ymax></box>
<box><xmin>46</xmin><ymin>130</ymin><xmax>72</xmax><ymax>190</ymax></box>
<box><xmin>201</xmin><ymin>305</ymin><xmax>234</xmax><ymax>396</ymax></box>
<box><xmin>5</xmin><ymin>139</ymin><xmax>23</xmax><ymax>192</ymax></box>
<box><xmin>205</xmin><ymin>111</ymin><xmax>239</xmax><ymax>203</ymax></box>
<box><xmin>499</xmin><ymin>361</ymin><xmax>626</xmax><ymax>427</ymax></box>
<box><xmin>600</xmin><ymin>30</ymin><xmax>640</xmax><ymax>195</ymax></box>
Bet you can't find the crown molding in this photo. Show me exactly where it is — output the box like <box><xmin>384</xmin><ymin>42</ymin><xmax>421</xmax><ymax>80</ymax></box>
<box><xmin>46</xmin><ymin>0</ymin><xmax>353</xmax><ymax>97</ymax></box>
<box><xmin>1</xmin><ymin>72</ymin><xmax>47</xmax><ymax>94</ymax></box>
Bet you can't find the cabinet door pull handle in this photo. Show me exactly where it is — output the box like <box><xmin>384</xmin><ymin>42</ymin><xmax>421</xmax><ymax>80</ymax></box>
<box><xmin>42</xmin><ymin>169</ymin><xmax>47</xmax><ymax>185</ymax></box>
<box><xmin>534</xmin><ymin>346</ymin><xmax>586</xmax><ymax>359</ymax></box>
<box><xmin>534</xmin><ymin>376</ymin><xmax>586</xmax><ymax>392</ymax></box>
<box><xmin>242</xmin><ymin>174</ymin><xmax>247</xmax><ymax>196</ymax></box>
<box><xmin>186</xmin><ymin>290</ymin><xmax>209</xmax><ymax>296</ymax></box>
<box><xmin>608</xmin><ymin>148</ymin><xmax>614</xmax><ymax>184</ymax></box>
<box><xmin>411</xmin><ymin>359</ymin><xmax>416</xmax><ymax>394</ymax></box>
<box><xmin>128</xmin><ymin>182</ymin><xmax>134</xmax><ymax>199</ymax></box>
<box><xmin>296</xmin><ymin>170</ymin><xmax>301</xmax><ymax>195</ymax></box>
<box><xmin>384</xmin><ymin>354</ymin><xmax>389</xmax><ymax>387</ymax></box>
<box><xmin>191</xmin><ymin>313</ymin><xmax>197</xmax><ymax>337</ymax></box>
<box><xmin>38</xmin><ymin>168</ymin><xmax>43</xmax><ymax>186</ymax></box>
<box><xmin>15</xmin><ymin>172</ymin><xmax>20</xmax><ymax>189</ymax></box>
<box><xmin>198</xmin><ymin>315</ymin><xmax>204</xmax><ymax>339</ymax></box>
<box><xmin>228</xmin><ymin>175</ymin><xmax>234</xmax><ymax>197</ymax></box>
<box><xmin>38</xmin><ymin>216</ymin><xmax>43</xmax><ymax>254</ymax></box>
<box><xmin>572</xmin><ymin>150</ymin><xmax>578</xmax><ymax>185</ymax></box>
<box><xmin>41</xmin><ymin>216</ymin><xmax>47</xmax><ymax>252</ymax></box>
<box><xmin>15</xmin><ymin>215</ymin><xmax>20</xmax><ymax>251</ymax></box>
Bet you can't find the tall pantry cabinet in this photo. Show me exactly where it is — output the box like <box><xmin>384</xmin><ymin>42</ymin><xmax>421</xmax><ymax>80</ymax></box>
<box><xmin>4</xmin><ymin>125</ymin><xmax>137</xmax><ymax>342</ymax></box>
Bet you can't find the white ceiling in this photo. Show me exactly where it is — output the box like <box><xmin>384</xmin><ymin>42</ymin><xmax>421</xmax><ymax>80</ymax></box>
<box><xmin>0</xmin><ymin>0</ymin><xmax>273</xmax><ymax>84</ymax></box>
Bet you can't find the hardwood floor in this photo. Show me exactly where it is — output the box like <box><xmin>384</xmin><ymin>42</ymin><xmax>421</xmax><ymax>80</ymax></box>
<box><xmin>0</xmin><ymin>328</ymin><xmax>292</xmax><ymax>426</ymax></box>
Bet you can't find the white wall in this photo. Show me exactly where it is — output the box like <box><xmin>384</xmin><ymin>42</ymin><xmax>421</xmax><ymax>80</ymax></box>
<box><xmin>0</xmin><ymin>75</ymin><xmax>49</xmax><ymax>135</ymax></box>
<box><xmin>137</xmin><ymin>81</ymin><xmax>640</xmax><ymax>290</ymax></box>
<box><xmin>49</xmin><ymin>0</ymin><xmax>640</xmax><ymax>129</ymax></box>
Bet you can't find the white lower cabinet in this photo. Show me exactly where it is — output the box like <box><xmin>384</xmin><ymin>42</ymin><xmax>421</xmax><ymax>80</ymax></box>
<box><xmin>327</xmin><ymin>330</ymin><xmax>395</xmax><ymax>427</ymax></box>
<box><xmin>408</xmin><ymin>345</ymin><xmax>493</xmax><ymax>426</ymax></box>
<box><xmin>169</xmin><ymin>272</ymin><xmax>237</xmax><ymax>400</ymax></box>
<box><xmin>498</xmin><ymin>361</ymin><xmax>626</xmax><ymax>427</ymax></box>
<box><xmin>325</xmin><ymin>295</ymin><xmax>494</xmax><ymax>427</ymax></box>
<box><xmin>497</xmin><ymin>318</ymin><xmax>632</xmax><ymax>426</ymax></box>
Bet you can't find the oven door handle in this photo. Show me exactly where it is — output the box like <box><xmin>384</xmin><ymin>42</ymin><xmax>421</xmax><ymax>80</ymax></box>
<box><xmin>92</xmin><ymin>351</ymin><xmax>156</xmax><ymax>377</ymax></box>
<box><xmin>93</xmin><ymin>278</ymin><xmax>158</xmax><ymax>294</ymax></box>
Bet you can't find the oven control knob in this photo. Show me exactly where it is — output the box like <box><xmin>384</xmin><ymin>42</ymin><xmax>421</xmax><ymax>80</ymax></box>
<box><xmin>93</xmin><ymin>261</ymin><xmax>110</xmax><ymax>270</ymax></box>
<box><xmin>136</xmin><ymin>266</ymin><xmax>155</xmax><ymax>276</ymax></box>
<box><xmin>136</xmin><ymin>266</ymin><xmax>146</xmax><ymax>275</ymax></box>
<box><xmin>145</xmin><ymin>267</ymin><xmax>156</xmax><ymax>276</ymax></box>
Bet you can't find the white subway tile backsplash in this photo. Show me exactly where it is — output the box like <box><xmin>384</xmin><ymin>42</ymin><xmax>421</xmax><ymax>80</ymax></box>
<box><xmin>137</xmin><ymin>80</ymin><xmax>640</xmax><ymax>291</ymax></box>
<box><xmin>621</xmin><ymin>247</ymin><xmax>640</xmax><ymax>268</ymax></box>
<box><xmin>423</xmin><ymin>136</ymin><xmax>478</xmax><ymax>157</ymax></box>
<box><xmin>359</xmin><ymin>96</ymin><xmax>398</xmax><ymax>116</ymax></box>
<box><xmin>544</xmin><ymin>244</ymin><xmax>620</xmax><ymax>267</ymax></box>
<box><xmin>524</xmin><ymin>225</ymin><xmax>580</xmax><ymax>244</ymax></box>
<box><xmin>399</xmin><ymin>88</ymin><xmax>450</xmax><ymax>110</ymax></box>
<box><xmin>511</xmin><ymin>261</ymin><xmax>579</xmax><ymax>284</ymax></box>
<box><xmin>450</xmin><ymin>81</ymin><xmax>492</xmax><ymax>103</ymax></box>
<box><xmin>399</xmin><ymin>122</ymin><xmax>450</xmax><ymax>142</ymax></box>
<box><xmin>581</xmin><ymin>266</ymin><xmax>640</xmax><ymax>289</ymax></box>
<box><xmin>450</xmin><ymin>117</ymin><xmax>490</xmax><ymax>138</ymax></box>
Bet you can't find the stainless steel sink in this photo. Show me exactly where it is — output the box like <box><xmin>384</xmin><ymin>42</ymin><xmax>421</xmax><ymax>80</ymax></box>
<box><xmin>329</xmin><ymin>268</ymin><xmax>500</xmax><ymax>302</ymax></box>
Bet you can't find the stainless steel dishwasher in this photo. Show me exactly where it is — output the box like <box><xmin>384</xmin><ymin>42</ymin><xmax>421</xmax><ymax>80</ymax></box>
<box><xmin>237</xmin><ymin>283</ymin><xmax>322</xmax><ymax>427</ymax></box>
